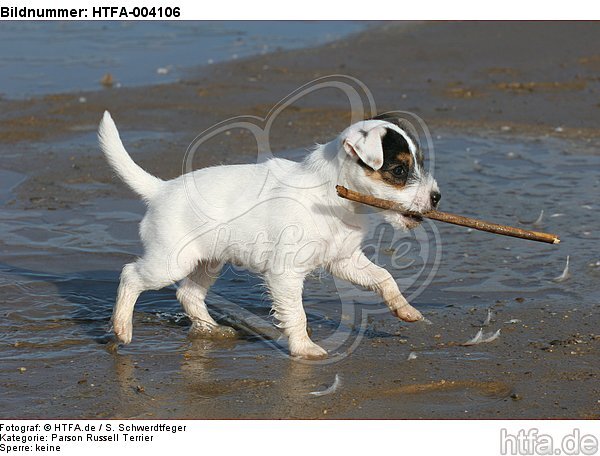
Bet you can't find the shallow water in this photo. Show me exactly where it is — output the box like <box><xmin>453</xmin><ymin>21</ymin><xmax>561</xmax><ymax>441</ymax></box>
<box><xmin>0</xmin><ymin>130</ymin><xmax>598</xmax><ymax>417</ymax></box>
<box><xmin>0</xmin><ymin>21</ymin><xmax>369</xmax><ymax>99</ymax></box>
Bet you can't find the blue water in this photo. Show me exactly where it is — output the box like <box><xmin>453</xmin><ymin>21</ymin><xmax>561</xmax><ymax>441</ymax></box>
<box><xmin>0</xmin><ymin>21</ymin><xmax>369</xmax><ymax>99</ymax></box>
<box><xmin>1</xmin><ymin>129</ymin><xmax>598</xmax><ymax>417</ymax></box>
<box><xmin>1</xmin><ymin>131</ymin><xmax>597</xmax><ymax>364</ymax></box>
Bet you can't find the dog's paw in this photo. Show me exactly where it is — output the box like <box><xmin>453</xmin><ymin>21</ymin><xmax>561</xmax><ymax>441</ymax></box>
<box><xmin>189</xmin><ymin>322</ymin><xmax>238</xmax><ymax>340</ymax></box>
<box><xmin>113</xmin><ymin>319</ymin><xmax>133</xmax><ymax>344</ymax></box>
<box><xmin>391</xmin><ymin>306</ymin><xmax>423</xmax><ymax>322</ymax></box>
<box><xmin>290</xmin><ymin>340</ymin><xmax>328</xmax><ymax>360</ymax></box>
<box><xmin>389</xmin><ymin>298</ymin><xmax>423</xmax><ymax>322</ymax></box>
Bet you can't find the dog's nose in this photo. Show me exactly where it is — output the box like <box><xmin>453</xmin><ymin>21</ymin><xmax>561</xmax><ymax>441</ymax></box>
<box><xmin>430</xmin><ymin>191</ymin><xmax>441</xmax><ymax>208</ymax></box>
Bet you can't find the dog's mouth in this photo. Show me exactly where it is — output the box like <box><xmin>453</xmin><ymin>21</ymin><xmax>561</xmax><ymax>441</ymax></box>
<box><xmin>402</xmin><ymin>213</ymin><xmax>423</xmax><ymax>229</ymax></box>
<box><xmin>380</xmin><ymin>209</ymin><xmax>424</xmax><ymax>231</ymax></box>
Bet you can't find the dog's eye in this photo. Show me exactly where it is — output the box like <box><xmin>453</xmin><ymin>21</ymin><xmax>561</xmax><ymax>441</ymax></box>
<box><xmin>392</xmin><ymin>165</ymin><xmax>408</xmax><ymax>179</ymax></box>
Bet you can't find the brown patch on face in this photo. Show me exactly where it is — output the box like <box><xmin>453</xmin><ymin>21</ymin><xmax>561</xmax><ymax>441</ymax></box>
<box><xmin>355</xmin><ymin>126</ymin><xmax>420</xmax><ymax>188</ymax></box>
<box><xmin>364</xmin><ymin>151</ymin><xmax>413</xmax><ymax>188</ymax></box>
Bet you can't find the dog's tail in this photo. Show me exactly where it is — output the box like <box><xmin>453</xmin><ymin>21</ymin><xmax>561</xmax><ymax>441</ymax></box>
<box><xmin>98</xmin><ymin>111</ymin><xmax>164</xmax><ymax>201</ymax></box>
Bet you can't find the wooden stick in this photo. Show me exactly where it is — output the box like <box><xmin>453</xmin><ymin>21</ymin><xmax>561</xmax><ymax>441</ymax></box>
<box><xmin>336</xmin><ymin>185</ymin><xmax>560</xmax><ymax>245</ymax></box>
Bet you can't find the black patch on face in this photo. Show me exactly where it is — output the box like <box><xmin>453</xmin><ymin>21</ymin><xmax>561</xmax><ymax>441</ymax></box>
<box><xmin>381</xmin><ymin>128</ymin><xmax>411</xmax><ymax>163</ymax></box>
<box><xmin>356</xmin><ymin>128</ymin><xmax>416</xmax><ymax>188</ymax></box>
<box><xmin>378</xmin><ymin>128</ymin><xmax>414</xmax><ymax>186</ymax></box>
<box><xmin>370</xmin><ymin>113</ymin><xmax>425</xmax><ymax>168</ymax></box>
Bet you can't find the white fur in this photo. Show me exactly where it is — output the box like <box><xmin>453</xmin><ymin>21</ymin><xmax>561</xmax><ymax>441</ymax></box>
<box><xmin>98</xmin><ymin>111</ymin><xmax>439</xmax><ymax>359</ymax></box>
<box><xmin>98</xmin><ymin>115</ymin><xmax>163</xmax><ymax>201</ymax></box>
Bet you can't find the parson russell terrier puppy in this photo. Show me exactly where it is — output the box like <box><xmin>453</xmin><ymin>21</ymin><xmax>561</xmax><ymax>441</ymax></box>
<box><xmin>98</xmin><ymin>111</ymin><xmax>441</xmax><ymax>359</ymax></box>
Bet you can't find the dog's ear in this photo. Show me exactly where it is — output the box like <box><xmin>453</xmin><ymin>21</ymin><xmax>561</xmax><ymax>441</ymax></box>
<box><xmin>342</xmin><ymin>124</ymin><xmax>386</xmax><ymax>171</ymax></box>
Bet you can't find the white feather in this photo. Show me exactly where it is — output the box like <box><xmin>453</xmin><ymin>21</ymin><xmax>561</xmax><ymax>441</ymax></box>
<box><xmin>482</xmin><ymin>329</ymin><xmax>501</xmax><ymax>343</ymax></box>
<box><xmin>553</xmin><ymin>256</ymin><xmax>571</xmax><ymax>283</ymax></box>
<box><xmin>462</xmin><ymin>328</ymin><xmax>483</xmax><ymax>346</ymax></box>
<box><xmin>309</xmin><ymin>374</ymin><xmax>341</xmax><ymax>397</ymax></box>
<box><xmin>483</xmin><ymin>308</ymin><xmax>493</xmax><ymax>326</ymax></box>
<box><xmin>462</xmin><ymin>328</ymin><xmax>501</xmax><ymax>346</ymax></box>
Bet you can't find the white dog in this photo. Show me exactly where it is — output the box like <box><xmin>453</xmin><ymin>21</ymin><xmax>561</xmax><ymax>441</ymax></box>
<box><xmin>98</xmin><ymin>111</ymin><xmax>441</xmax><ymax>359</ymax></box>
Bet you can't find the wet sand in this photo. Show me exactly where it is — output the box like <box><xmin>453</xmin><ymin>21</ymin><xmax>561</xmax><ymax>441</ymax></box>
<box><xmin>1</xmin><ymin>21</ymin><xmax>599</xmax><ymax>419</ymax></box>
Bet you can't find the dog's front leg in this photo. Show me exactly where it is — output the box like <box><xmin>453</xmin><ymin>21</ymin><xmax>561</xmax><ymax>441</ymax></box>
<box><xmin>328</xmin><ymin>251</ymin><xmax>423</xmax><ymax>322</ymax></box>
<box><xmin>265</xmin><ymin>273</ymin><xmax>327</xmax><ymax>360</ymax></box>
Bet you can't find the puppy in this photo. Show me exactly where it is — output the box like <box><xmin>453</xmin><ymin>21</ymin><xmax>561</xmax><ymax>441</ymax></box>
<box><xmin>98</xmin><ymin>111</ymin><xmax>441</xmax><ymax>359</ymax></box>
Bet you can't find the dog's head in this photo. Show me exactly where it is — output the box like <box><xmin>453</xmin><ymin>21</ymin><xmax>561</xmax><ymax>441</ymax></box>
<box><xmin>339</xmin><ymin>114</ymin><xmax>440</xmax><ymax>230</ymax></box>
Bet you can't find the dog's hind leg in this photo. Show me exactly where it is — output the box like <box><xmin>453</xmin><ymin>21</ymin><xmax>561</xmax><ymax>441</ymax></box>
<box><xmin>113</xmin><ymin>255</ymin><xmax>197</xmax><ymax>344</ymax></box>
<box><xmin>176</xmin><ymin>260</ymin><xmax>237</xmax><ymax>339</ymax></box>
<box><xmin>112</xmin><ymin>262</ymin><xmax>144</xmax><ymax>344</ymax></box>
<box><xmin>266</xmin><ymin>273</ymin><xmax>327</xmax><ymax>360</ymax></box>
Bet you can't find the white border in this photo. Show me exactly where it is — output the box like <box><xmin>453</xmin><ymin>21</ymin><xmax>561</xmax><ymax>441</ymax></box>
<box><xmin>1</xmin><ymin>420</ymin><xmax>599</xmax><ymax>456</ymax></box>
<box><xmin>2</xmin><ymin>0</ymin><xmax>600</xmax><ymax>20</ymax></box>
